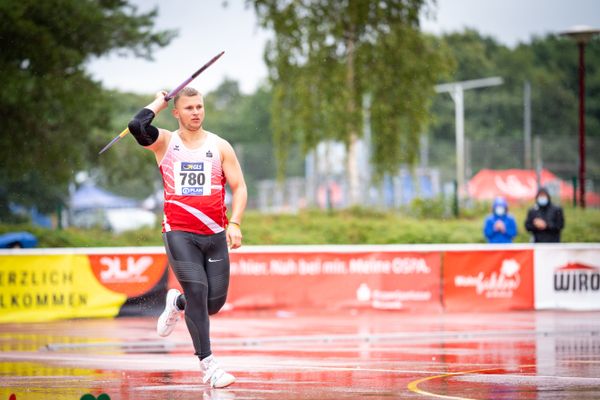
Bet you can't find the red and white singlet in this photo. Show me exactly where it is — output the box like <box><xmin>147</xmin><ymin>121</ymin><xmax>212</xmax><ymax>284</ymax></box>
<box><xmin>159</xmin><ymin>130</ymin><xmax>227</xmax><ymax>235</ymax></box>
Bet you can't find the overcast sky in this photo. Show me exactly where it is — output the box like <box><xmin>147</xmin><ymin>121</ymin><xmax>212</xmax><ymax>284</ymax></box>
<box><xmin>86</xmin><ymin>0</ymin><xmax>600</xmax><ymax>95</ymax></box>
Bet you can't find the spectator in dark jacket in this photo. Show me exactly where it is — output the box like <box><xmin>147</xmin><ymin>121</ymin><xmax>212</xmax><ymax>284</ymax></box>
<box><xmin>525</xmin><ymin>187</ymin><xmax>565</xmax><ymax>242</ymax></box>
<box><xmin>484</xmin><ymin>196</ymin><xmax>518</xmax><ymax>243</ymax></box>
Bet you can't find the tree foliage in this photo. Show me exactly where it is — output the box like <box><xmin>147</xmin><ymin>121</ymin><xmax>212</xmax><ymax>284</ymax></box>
<box><xmin>431</xmin><ymin>30</ymin><xmax>581</xmax><ymax>142</ymax></box>
<box><xmin>0</xmin><ymin>0</ymin><xmax>174</xmax><ymax>218</ymax></box>
<box><xmin>428</xmin><ymin>30</ymin><xmax>600</xmax><ymax>181</ymax></box>
<box><xmin>250</xmin><ymin>0</ymin><xmax>451</xmax><ymax>187</ymax></box>
<box><xmin>204</xmin><ymin>80</ymin><xmax>282</xmax><ymax>202</ymax></box>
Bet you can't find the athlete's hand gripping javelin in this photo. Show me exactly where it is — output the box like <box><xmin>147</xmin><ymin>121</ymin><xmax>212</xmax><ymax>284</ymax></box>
<box><xmin>99</xmin><ymin>51</ymin><xmax>224</xmax><ymax>155</ymax></box>
<box><xmin>148</xmin><ymin>90</ymin><xmax>170</xmax><ymax>115</ymax></box>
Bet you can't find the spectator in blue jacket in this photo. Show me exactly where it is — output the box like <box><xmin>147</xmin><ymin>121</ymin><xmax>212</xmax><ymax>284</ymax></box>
<box><xmin>484</xmin><ymin>196</ymin><xmax>517</xmax><ymax>243</ymax></box>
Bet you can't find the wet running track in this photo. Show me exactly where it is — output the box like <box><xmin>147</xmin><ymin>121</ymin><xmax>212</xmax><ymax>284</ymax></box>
<box><xmin>1</xmin><ymin>310</ymin><xmax>599</xmax><ymax>399</ymax></box>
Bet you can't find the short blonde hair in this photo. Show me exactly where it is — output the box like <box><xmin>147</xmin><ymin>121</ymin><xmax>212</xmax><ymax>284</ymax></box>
<box><xmin>174</xmin><ymin>87</ymin><xmax>202</xmax><ymax>106</ymax></box>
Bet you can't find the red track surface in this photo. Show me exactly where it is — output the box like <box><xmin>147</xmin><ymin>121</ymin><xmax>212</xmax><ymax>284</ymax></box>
<box><xmin>1</xmin><ymin>310</ymin><xmax>600</xmax><ymax>399</ymax></box>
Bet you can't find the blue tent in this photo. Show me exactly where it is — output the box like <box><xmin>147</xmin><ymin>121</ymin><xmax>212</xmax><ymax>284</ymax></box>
<box><xmin>70</xmin><ymin>183</ymin><xmax>138</xmax><ymax>211</ymax></box>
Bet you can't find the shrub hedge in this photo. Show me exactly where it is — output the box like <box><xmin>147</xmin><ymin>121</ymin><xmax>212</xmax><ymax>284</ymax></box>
<box><xmin>1</xmin><ymin>204</ymin><xmax>599</xmax><ymax>247</ymax></box>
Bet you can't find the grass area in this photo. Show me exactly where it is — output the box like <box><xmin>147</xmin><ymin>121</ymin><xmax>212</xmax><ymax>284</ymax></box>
<box><xmin>1</xmin><ymin>205</ymin><xmax>599</xmax><ymax>247</ymax></box>
<box><xmin>243</xmin><ymin>205</ymin><xmax>600</xmax><ymax>245</ymax></box>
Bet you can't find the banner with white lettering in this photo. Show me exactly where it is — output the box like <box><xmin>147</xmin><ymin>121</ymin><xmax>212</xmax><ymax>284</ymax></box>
<box><xmin>0</xmin><ymin>252</ymin><xmax>168</xmax><ymax>322</ymax></box>
<box><xmin>169</xmin><ymin>251</ymin><xmax>442</xmax><ymax>311</ymax></box>
<box><xmin>443</xmin><ymin>249</ymin><xmax>534</xmax><ymax>311</ymax></box>
<box><xmin>534</xmin><ymin>247</ymin><xmax>600</xmax><ymax>310</ymax></box>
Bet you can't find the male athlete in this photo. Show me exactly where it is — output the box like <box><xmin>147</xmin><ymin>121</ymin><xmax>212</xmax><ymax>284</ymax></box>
<box><xmin>127</xmin><ymin>87</ymin><xmax>247</xmax><ymax>388</ymax></box>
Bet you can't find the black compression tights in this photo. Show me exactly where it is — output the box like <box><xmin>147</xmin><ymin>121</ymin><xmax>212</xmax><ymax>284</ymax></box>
<box><xmin>163</xmin><ymin>230</ymin><xmax>230</xmax><ymax>360</ymax></box>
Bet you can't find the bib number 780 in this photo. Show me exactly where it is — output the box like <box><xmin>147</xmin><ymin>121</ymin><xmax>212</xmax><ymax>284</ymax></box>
<box><xmin>180</xmin><ymin>172</ymin><xmax>205</xmax><ymax>186</ymax></box>
<box><xmin>174</xmin><ymin>161</ymin><xmax>212</xmax><ymax>196</ymax></box>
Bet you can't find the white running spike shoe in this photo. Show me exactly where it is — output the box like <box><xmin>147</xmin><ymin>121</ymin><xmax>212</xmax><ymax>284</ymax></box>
<box><xmin>201</xmin><ymin>355</ymin><xmax>236</xmax><ymax>388</ymax></box>
<box><xmin>157</xmin><ymin>288</ymin><xmax>182</xmax><ymax>337</ymax></box>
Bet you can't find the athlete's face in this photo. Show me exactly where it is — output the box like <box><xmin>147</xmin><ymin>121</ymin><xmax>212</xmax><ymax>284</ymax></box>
<box><xmin>173</xmin><ymin>94</ymin><xmax>205</xmax><ymax>131</ymax></box>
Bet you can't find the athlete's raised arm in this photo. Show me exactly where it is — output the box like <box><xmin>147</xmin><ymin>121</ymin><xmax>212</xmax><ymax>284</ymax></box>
<box><xmin>128</xmin><ymin>91</ymin><xmax>172</xmax><ymax>159</ymax></box>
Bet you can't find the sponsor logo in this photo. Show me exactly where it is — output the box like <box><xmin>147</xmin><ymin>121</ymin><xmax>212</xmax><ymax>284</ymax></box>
<box><xmin>182</xmin><ymin>187</ymin><xmax>204</xmax><ymax>195</ymax></box>
<box><xmin>208</xmin><ymin>258</ymin><xmax>223</xmax><ymax>263</ymax></box>
<box><xmin>181</xmin><ymin>162</ymin><xmax>204</xmax><ymax>171</ymax></box>
<box><xmin>99</xmin><ymin>256</ymin><xmax>153</xmax><ymax>283</ymax></box>
<box><xmin>454</xmin><ymin>259</ymin><xmax>521</xmax><ymax>298</ymax></box>
<box><xmin>174</xmin><ymin>145</ymin><xmax>180</xmax><ymax>151</ymax></box>
<box><xmin>356</xmin><ymin>283</ymin><xmax>371</xmax><ymax>302</ymax></box>
<box><xmin>356</xmin><ymin>283</ymin><xmax>432</xmax><ymax>309</ymax></box>
<box><xmin>206</xmin><ymin>150</ymin><xmax>213</xmax><ymax>158</ymax></box>
<box><xmin>89</xmin><ymin>254</ymin><xmax>168</xmax><ymax>298</ymax></box>
<box><xmin>554</xmin><ymin>263</ymin><xmax>600</xmax><ymax>292</ymax></box>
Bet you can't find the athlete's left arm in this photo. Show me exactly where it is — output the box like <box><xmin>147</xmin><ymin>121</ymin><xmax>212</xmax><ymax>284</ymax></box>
<box><xmin>220</xmin><ymin>138</ymin><xmax>248</xmax><ymax>249</ymax></box>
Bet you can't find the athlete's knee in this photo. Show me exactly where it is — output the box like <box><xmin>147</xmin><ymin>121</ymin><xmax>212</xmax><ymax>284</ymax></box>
<box><xmin>207</xmin><ymin>295</ymin><xmax>227</xmax><ymax>315</ymax></box>
<box><xmin>180</xmin><ymin>282</ymin><xmax>208</xmax><ymax>308</ymax></box>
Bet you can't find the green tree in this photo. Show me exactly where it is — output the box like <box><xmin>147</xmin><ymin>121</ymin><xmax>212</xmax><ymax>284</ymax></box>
<box><xmin>251</xmin><ymin>0</ymin><xmax>450</xmax><ymax>204</ymax></box>
<box><xmin>427</xmin><ymin>30</ymin><xmax>600</xmax><ymax>183</ymax></box>
<box><xmin>0</xmin><ymin>0</ymin><xmax>174</xmax><ymax>219</ymax></box>
<box><xmin>204</xmin><ymin>79</ymin><xmax>282</xmax><ymax>204</ymax></box>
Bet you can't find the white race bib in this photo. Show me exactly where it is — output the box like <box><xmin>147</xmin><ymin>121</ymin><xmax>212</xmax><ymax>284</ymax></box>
<box><xmin>174</xmin><ymin>161</ymin><xmax>212</xmax><ymax>196</ymax></box>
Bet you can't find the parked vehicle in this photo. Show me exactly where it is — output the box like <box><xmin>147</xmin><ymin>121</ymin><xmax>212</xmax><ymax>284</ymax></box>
<box><xmin>0</xmin><ymin>232</ymin><xmax>38</xmax><ymax>248</ymax></box>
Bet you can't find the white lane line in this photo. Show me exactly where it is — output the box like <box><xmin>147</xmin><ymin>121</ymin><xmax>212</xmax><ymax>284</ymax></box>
<box><xmin>455</xmin><ymin>374</ymin><xmax>600</xmax><ymax>385</ymax></box>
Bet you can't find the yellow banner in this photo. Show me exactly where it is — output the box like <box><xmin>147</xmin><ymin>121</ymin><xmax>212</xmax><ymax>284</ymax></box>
<box><xmin>0</xmin><ymin>255</ymin><xmax>126</xmax><ymax>322</ymax></box>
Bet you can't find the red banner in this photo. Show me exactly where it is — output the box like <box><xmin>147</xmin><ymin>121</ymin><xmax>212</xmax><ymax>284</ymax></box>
<box><xmin>443</xmin><ymin>250</ymin><xmax>534</xmax><ymax>311</ymax></box>
<box><xmin>169</xmin><ymin>250</ymin><xmax>442</xmax><ymax>311</ymax></box>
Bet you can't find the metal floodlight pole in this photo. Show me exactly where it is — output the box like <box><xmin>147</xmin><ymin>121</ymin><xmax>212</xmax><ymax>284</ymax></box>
<box><xmin>560</xmin><ymin>26</ymin><xmax>600</xmax><ymax>209</ymax></box>
<box><xmin>524</xmin><ymin>81</ymin><xmax>532</xmax><ymax>170</ymax></box>
<box><xmin>435</xmin><ymin>77</ymin><xmax>503</xmax><ymax>200</ymax></box>
<box><xmin>578</xmin><ymin>40</ymin><xmax>587</xmax><ymax>208</ymax></box>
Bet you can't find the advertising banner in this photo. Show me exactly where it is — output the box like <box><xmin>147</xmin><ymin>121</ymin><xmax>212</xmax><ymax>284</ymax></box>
<box><xmin>169</xmin><ymin>250</ymin><xmax>442</xmax><ymax>311</ymax></box>
<box><xmin>0</xmin><ymin>252</ymin><xmax>169</xmax><ymax>322</ymax></box>
<box><xmin>0</xmin><ymin>254</ymin><xmax>125</xmax><ymax>322</ymax></box>
<box><xmin>4</xmin><ymin>244</ymin><xmax>599</xmax><ymax>322</ymax></box>
<box><xmin>443</xmin><ymin>249</ymin><xmax>534</xmax><ymax>311</ymax></box>
<box><xmin>534</xmin><ymin>246</ymin><xmax>600</xmax><ymax>310</ymax></box>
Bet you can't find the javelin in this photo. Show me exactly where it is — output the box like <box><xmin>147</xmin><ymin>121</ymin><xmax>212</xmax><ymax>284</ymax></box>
<box><xmin>98</xmin><ymin>51</ymin><xmax>225</xmax><ymax>155</ymax></box>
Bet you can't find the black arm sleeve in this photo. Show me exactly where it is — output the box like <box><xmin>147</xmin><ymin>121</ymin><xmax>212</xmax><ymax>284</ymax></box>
<box><xmin>128</xmin><ymin>108</ymin><xmax>159</xmax><ymax>146</ymax></box>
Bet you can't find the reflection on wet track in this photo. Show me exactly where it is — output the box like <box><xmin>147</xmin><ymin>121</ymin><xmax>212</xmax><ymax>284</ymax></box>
<box><xmin>1</xmin><ymin>310</ymin><xmax>599</xmax><ymax>399</ymax></box>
